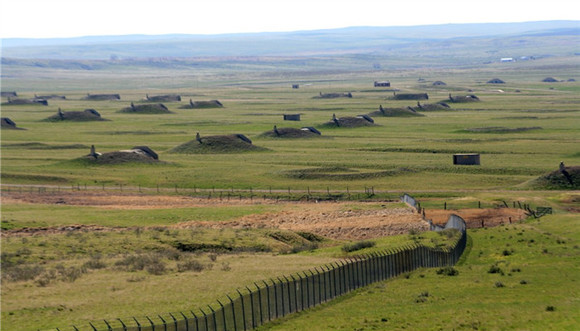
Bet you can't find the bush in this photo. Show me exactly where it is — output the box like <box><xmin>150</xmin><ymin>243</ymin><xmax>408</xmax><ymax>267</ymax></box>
<box><xmin>177</xmin><ymin>259</ymin><xmax>206</xmax><ymax>272</ymax></box>
<box><xmin>488</xmin><ymin>265</ymin><xmax>504</xmax><ymax>275</ymax></box>
<box><xmin>2</xmin><ymin>264</ymin><xmax>45</xmax><ymax>282</ymax></box>
<box><xmin>342</xmin><ymin>240</ymin><xmax>376</xmax><ymax>253</ymax></box>
<box><xmin>83</xmin><ymin>257</ymin><xmax>107</xmax><ymax>270</ymax></box>
<box><xmin>494</xmin><ymin>281</ymin><xmax>505</xmax><ymax>288</ymax></box>
<box><xmin>436</xmin><ymin>266</ymin><xmax>458</xmax><ymax>276</ymax></box>
<box><xmin>546</xmin><ymin>306</ymin><xmax>555</xmax><ymax>311</ymax></box>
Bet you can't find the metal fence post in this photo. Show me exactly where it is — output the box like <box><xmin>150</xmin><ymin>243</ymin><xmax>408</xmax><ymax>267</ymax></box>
<box><xmin>104</xmin><ymin>319</ymin><xmax>113</xmax><ymax>331</ymax></box>
<box><xmin>254</xmin><ymin>283</ymin><xmax>263</xmax><ymax>325</ymax></box>
<box><xmin>236</xmin><ymin>289</ymin><xmax>247</xmax><ymax>331</ymax></box>
<box><xmin>158</xmin><ymin>315</ymin><xmax>167</xmax><ymax>331</ymax></box>
<box><xmin>199</xmin><ymin>308</ymin><xmax>209</xmax><ymax>331</ymax></box>
<box><xmin>261</xmin><ymin>280</ymin><xmax>271</xmax><ymax>321</ymax></box>
<box><xmin>133</xmin><ymin>317</ymin><xmax>141</xmax><ymax>331</ymax></box>
<box><xmin>290</xmin><ymin>275</ymin><xmax>299</xmax><ymax>313</ymax></box>
<box><xmin>217</xmin><ymin>300</ymin><xmax>226</xmax><ymax>331</ymax></box>
<box><xmin>271</xmin><ymin>278</ymin><xmax>279</xmax><ymax>318</ymax></box>
<box><xmin>277</xmin><ymin>277</ymin><xmax>286</xmax><ymax>316</ymax></box>
<box><xmin>207</xmin><ymin>306</ymin><xmax>217</xmax><ymax>331</ymax></box>
<box><xmin>179</xmin><ymin>312</ymin><xmax>189</xmax><ymax>331</ymax></box>
<box><xmin>190</xmin><ymin>311</ymin><xmax>200</xmax><ymax>331</ymax></box>
<box><xmin>145</xmin><ymin>316</ymin><xmax>155</xmax><ymax>331</ymax></box>
<box><xmin>246</xmin><ymin>286</ymin><xmax>256</xmax><ymax>329</ymax></box>
<box><xmin>226</xmin><ymin>295</ymin><xmax>237</xmax><ymax>331</ymax></box>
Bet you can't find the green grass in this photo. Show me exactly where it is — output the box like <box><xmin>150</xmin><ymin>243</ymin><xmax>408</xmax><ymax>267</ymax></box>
<box><xmin>258</xmin><ymin>214</ymin><xmax>580</xmax><ymax>330</ymax></box>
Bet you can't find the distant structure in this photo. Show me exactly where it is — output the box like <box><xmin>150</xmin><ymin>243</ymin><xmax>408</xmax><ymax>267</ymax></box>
<box><xmin>292</xmin><ymin>84</ymin><xmax>299</xmax><ymax>89</ymax></box>
<box><xmin>283</xmin><ymin>114</ymin><xmax>301</xmax><ymax>121</ymax></box>
<box><xmin>374</xmin><ymin>81</ymin><xmax>391</xmax><ymax>87</ymax></box>
<box><xmin>453</xmin><ymin>154</ymin><xmax>480</xmax><ymax>165</ymax></box>
<box><xmin>500</xmin><ymin>58</ymin><xmax>514</xmax><ymax>62</ymax></box>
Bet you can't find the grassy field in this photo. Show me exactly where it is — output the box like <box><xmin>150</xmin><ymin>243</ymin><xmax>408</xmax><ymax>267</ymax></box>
<box><xmin>1</xmin><ymin>55</ymin><xmax>579</xmax><ymax>330</ymax></box>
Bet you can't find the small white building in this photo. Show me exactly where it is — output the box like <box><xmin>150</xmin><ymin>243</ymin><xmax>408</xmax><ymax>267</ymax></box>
<box><xmin>500</xmin><ymin>58</ymin><xmax>514</xmax><ymax>63</ymax></box>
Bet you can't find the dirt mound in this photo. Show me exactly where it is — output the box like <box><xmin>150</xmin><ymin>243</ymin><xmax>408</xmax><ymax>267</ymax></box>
<box><xmin>1</xmin><ymin>117</ymin><xmax>25</xmax><ymax>130</ymax></box>
<box><xmin>119</xmin><ymin>103</ymin><xmax>172</xmax><ymax>114</ymax></box>
<box><xmin>260</xmin><ymin>126</ymin><xmax>321</xmax><ymax>138</ymax></box>
<box><xmin>389</xmin><ymin>93</ymin><xmax>428</xmax><ymax>100</ymax></box>
<box><xmin>527</xmin><ymin>166</ymin><xmax>579</xmax><ymax>190</ymax></box>
<box><xmin>369</xmin><ymin>105</ymin><xmax>423</xmax><ymax>117</ymax></box>
<box><xmin>180</xmin><ymin>99</ymin><xmax>223</xmax><ymax>109</ymax></box>
<box><xmin>81</xmin><ymin>146</ymin><xmax>160</xmax><ymax>165</ymax></box>
<box><xmin>82</xmin><ymin>94</ymin><xmax>120</xmax><ymax>100</ymax></box>
<box><xmin>145</xmin><ymin>94</ymin><xmax>181</xmax><ymax>102</ymax></box>
<box><xmin>170</xmin><ymin>134</ymin><xmax>269</xmax><ymax>154</ymax></box>
<box><xmin>320</xmin><ymin>115</ymin><xmax>376</xmax><ymax>128</ymax></box>
<box><xmin>487</xmin><ymin>78</ymin><xmax>505</xmax><ymax>84</ymax></box>
<box><xmin>313</xmin><ymin>92</ymin><xmax>352</xmax><ymax>99</ymax></box>
<box><xmin>412</xmin><ymin>102</ymin><xmax>451</xmax><ymax>111</ymax></box>
<box><xmin>446</xmin><ymin>94</ymin><xmax>480</xmax><ymax>103</ymax></box>
<box><xmin>425</xmin><ymin>208</ymin><xmax>527</xmax><ymax>228</ymax></box>
<box><xmin>44</xmin><ymin>109</ymin><xmax>108</xmax><ymax>122</ymax></box>
<box><xmin>3</xmin><ymin>98</ymin><xmax>48</xmax><ymax>106</ymax></box>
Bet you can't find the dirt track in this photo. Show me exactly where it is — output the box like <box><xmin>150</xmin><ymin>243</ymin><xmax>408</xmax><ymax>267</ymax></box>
<box><xmin>1</xmin><ymin>191</ymin><xmax>527</xmax><ymax>239</ymax></box>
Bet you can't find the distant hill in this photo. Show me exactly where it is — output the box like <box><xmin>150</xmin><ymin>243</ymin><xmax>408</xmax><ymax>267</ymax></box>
<box><xmin>2</xmin><ymin>21</ymin><xmax>578</xmax><ymax>60</ymax></box>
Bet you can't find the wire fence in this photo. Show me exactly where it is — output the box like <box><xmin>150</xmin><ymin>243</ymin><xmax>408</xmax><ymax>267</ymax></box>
<box><xmin>50</xmin><ymin>206</ymin><xmax>467</xmax><ymax>331</ymax></box>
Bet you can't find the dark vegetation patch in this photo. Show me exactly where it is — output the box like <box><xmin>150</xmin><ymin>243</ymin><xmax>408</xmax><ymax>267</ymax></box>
<box><xmin>44</xmin><ymin>109</ymin><xmax>108</xmax><ymax>122</ymax></box>
<box><xmin>170</xmin><ymin>134</ymin><xmax>269</xmax><ymax>154</ymax></box>
<box><xmin>388</xmin><ymin>93</ymin><xmax>428</xmax><ymax>100</ymax></box>
<box><xmin>487</xmin><ymin>78</ymin><xmax>505</xmax><ymax>84</ymax></box>
<box><xmin>462</xmin><ymin>126</ymin><xmax>542</xmax><ymax>133</ymax></box>
<box><xmin>180</xmin><ymin>99</ymin><xmax>223</xmax><ymax>109</ymax></box>
<box><xmin>2</xmin><ymin>142</ymin><xmax>88</xmax><ymax>150</ymax></box>
<box><xmin>79</xmin><ymin>146</ymin><xmax>160</xmax><ymax>165</ymax></box>
<box><xmin>412</xmin><ymin>102</ymin><xmax>451</xmax><ymax>111</ymax></box>
<box><xmin>118</xmin><ymin>103</ymin><xmax>172</xmax><ymax>114</ymax></box>
<box><xmin>542</xmin><ymin>77</ymin><xmax>559</xmax><ymax>82</ymax></box>
<box><xmin>342</xmin><ymin>240</ymin><xmax>375</xmax><ymax>253</ymax></box>
<box><xmin>281</xmin><ymin>166</ymin><xmax>414</xmax><ymax>180</ymax></box>
<box><xmin>260</xmin><ymin>127</ymin><xmax>321</xmax><ymax>138</ymax></box>
<box><xmin>527</xmin><ymin>166</ymin><xmax>579</xmax><ymax>190</ymax></box>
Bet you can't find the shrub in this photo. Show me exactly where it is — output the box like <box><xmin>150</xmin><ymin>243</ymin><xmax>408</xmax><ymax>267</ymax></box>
<box><xmin>2</xmin><ymin>264</ymin><xmax>45</xmax><ymax>282</ymax></box>
<box><xmin>436</xmin><ymin>266</ymin><xmax>458</xmax><ymax>276</ymax></box>
<box><xmin>488</xmin><ymin>265</ymin><xmax>504</xmax><ymax>275</ymax></box>
<box><xmin>145</xmin><ymin>260</ymin><xmax>166</xmax><ymax>275</ymax></box>
<box><xmin>177</xmin><ymin>259</ymin><xmax>206</xmax><ymax>272</ymax></box>
<box><xmin>494</xmin><ymin>281</ymin><xmax>505</xmax><ymax>288</ymax></box>
<box><xmin>221</xmin><ymin>262</ymin><xmax>232</xmax><ymax>271</ymax></box>
<box><xmin>83</xmin><ymin>257</ymin><xmax>107</xmax><ymax>270</ymax></box>
<box><xmin>546</xmin><ymin>306</ymin><xmax>555</xmax><ymax>311</ymax></box>
<box><xmin>342</xmin><ymin>240</ymin><xmax>376</xmax><ymax>253</ymax></box>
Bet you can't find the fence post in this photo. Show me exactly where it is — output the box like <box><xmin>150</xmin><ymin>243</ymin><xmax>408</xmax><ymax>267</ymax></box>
<box><xmin>246</xmin><ymin>286</ymin><xmax>256</xmax><ymax>329</ymax></box>
<box><xmin>254</xmin><ymin>283</ymin><xmax>263</xmax><ymax>325</ymax></box>
<box><xmin>190</xmin><ymin>311</ymin><xmax>200</xmax><ymax>331</ymax></box>
<box><xmin>168</xmin><ymin>313</ymin><xmax>178</xmax><ymax>331</ymax></box>
<box><xmin>145</xmin><ymin>316</ymin><xmax>155</xmax><ymax>331</ymax></box>
<box><xmin>236</xmin><ymin>289</ymin><xmax>247</xmax><ymax>331</ymax></box>
<box><xmin>303</xmin><ymin>271</ymin><xmax>310</xmax><ymax>309</ymax></box>
<box><xmin>217</xmin><ymin>300</ymin><xmax>226</xmax><ymax>331</ymax></box>
<box><xmin>283</xmin><ymin>276</ymin><xmax>293</xmax><ymax>314</ymax></box>
<box><xmin>207</xmin><ymin>306</ymin><xmax>217</xmax><ymax>331</ymax></box>
<box><xmin>117</xmin><ymin>318</ymin><xmax>127</xmax><ymax>331</ymax></box>
<box><xmin>157</xmin><ymin>315</ymin><xmax>167</xmax><ymax>331</ymax></box>
<box><xmin>103</xmin><ymin>319</ymin><xmax>113</xmax><ymax>331</ymax></box>
<box><xmin>226</xmin><ymin>295</ymin><xmax>237</xmax><ymax>331</ymax></box>
<box><xmin>179</xmin><ymin>312</ymin><xmax>189</xmax><ymax>331</ymax></box>
<box><xmin>133</xmin><ymin>317</ymin><xmax>141</xmax><ymax>331</ymax></box>
<box><xmin>277</xmin><ymin>277</ymin><xmax>286</xmax><ymax>316</ymax></box>
<box><xmin>261</xmin><ymin>280</ymin><xmax>271</xmax><ymax>321</ymax></box>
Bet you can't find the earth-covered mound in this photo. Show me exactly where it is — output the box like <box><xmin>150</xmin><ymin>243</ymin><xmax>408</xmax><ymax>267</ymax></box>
<box><xmin>320</xmin><ymin>115</ymin><xmax>376</xmax><ymax>128</ymax></box>
<box><xmin>527</xmin><ymin>166</ymin><xmax>579</xmax><ymax>190</ymax></box>
<box><xmin>1</xmin><ymin>117</ymin><xmax>25</xmax><ymax>130</ymax></box>
<box><xmin>81</xmin><ymin>146</ymin><xmax>160</xmax><ymax>165</ymax></box>
<box><xmin>180</xmin><ymin>99</ymin><xmax>223</xmax><ymax>109</ymax></box>
<box><xmin>260</xmin><ymin>126</ymin><xmax>322</xmax><ymax>138</ymax></box>
<box><xmin>313</xmin><ymin>92</ymin><xmax>352</xmax><ymax>99</ymax></box>
<box><xmin>145</xmin><ymin>94</ymin><xmax>181</xmax><ymax>102</ymax></box>
<box><xmin>446</xmin><ymin>94</ymin><xmax>480</xmax><ymax>103</ymax></box>
<box><xmin>368</xmin><ymin>105</ymin><xmax>423</xmax><ymax>117</ymax></box>
<box><xmin>44</xmin><ymin>109</ymin><xmax>108</xmax><ymax>121</ymax></box>
<box><xmin>411</xmin><ymin>102</ymin><xmax>451</xmax><ymax>111</ymax></box>
<box><xmin>119</xmin><ymin>103</ymin><xmax>172</xmax><ymax>114</ymax></box>
<box><xmin>388</xmin><ymin>93</ymin><xmax>428</xmax><ymax>100</ymax></box>
<box><xmin>170</xmin><ymin>134</ymin><xmax>268</xmax><ymax>154</ymax></box>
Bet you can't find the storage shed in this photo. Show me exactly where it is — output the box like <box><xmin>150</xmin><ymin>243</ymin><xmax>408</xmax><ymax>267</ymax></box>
<box><xmin>453</xmin><ymin>154</ymin><xmax>480</xmax><ymax>165</ymax></box>
<box><xmin>283</xmin><ymin>114</ymin><xmax>301</xmax><ymax>121</ymax></box>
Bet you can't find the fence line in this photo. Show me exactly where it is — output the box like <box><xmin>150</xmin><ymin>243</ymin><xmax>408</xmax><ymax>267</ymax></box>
<box><xmin>53</xmin><ymin>210</ymin><xmax>467</xmax><ymax>331</ymax></box>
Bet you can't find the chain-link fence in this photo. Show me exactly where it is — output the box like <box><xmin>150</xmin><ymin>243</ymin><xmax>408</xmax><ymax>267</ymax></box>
<box><xmin>51</xmin><ymin>212</ymin><xmax>466</xmax><ymax>331</ymax></box>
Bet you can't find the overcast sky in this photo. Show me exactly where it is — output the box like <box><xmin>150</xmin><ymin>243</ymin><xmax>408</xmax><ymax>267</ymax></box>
<box><xmin>1</xmin><ymin>0</ymin><xmax>578</xmax><ymax>39</ymax></box>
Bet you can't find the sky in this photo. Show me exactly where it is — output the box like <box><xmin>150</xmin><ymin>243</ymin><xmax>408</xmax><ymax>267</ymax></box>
<box><xmin>0</xmin><ymin>0</ymin><xmax>578</xmax><ymax>39</ymax></box>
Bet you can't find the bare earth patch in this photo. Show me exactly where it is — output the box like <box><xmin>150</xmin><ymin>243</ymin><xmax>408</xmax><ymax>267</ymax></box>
<box><xmin>2</xmin><ymin>191</ymin><xmax>527</xmax><ymax>239</ymax></box>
